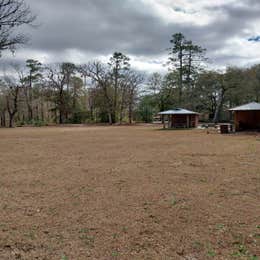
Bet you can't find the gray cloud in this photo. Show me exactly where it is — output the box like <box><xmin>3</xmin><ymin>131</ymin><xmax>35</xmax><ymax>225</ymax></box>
<box><xmin>2</xmin><ymin>0</ymin><xmax>260</xmax><ymax>69</ymax></box>
<box><xmin>24</xmin><ymin>0</ymin><xmax>168</xmax><ymax>55</ymax></box>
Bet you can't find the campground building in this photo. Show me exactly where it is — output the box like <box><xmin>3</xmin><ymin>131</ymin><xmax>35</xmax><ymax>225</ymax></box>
<box><xmin>159</xmin><ymin>108</ymin><xmax>199</xmax><ymax>129</ymax></box>
<box><xmin>229</xmin><ymin>102</ymin><xmax>260</xmax><ymax>131</ymax></box>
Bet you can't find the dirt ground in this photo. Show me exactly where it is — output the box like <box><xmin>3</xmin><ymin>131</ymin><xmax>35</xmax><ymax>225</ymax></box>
<box><xmin>0</xmin><ymin>125</ymin><xmax>259</xmax><ymax>260</ymax></box>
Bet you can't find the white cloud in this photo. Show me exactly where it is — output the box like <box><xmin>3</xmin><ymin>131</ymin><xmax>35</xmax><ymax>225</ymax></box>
<box><xmin>140</xmin><ymin>0</ymin><xmax>238</xmax><ymax>26</ymax></box>
<box><xmin>130</xmin><ymin>55</ymin><xmax>167</xmax><ymax>73</ymax></box>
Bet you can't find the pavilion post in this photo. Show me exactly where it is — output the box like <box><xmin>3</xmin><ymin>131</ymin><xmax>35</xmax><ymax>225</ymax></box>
<box><xmin>186</xmin><ymin>115</ymin><xmax>190</xmax><ymax>128</ymax></box>
<box><xmin>162</xmin><ymin>115</ymin><xmax>166</xmax><ymax>129</ymax></box>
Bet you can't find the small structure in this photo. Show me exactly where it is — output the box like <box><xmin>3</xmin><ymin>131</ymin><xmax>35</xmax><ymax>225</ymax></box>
<box><xmin>159</xmin><ymin>108</ymin><xmax>199</xmax><ymax>129</ymax></box>
<box><xmin>229</xmin><ymin>102</ymin><xmax>260</xmax><ymax>131</ymax></box>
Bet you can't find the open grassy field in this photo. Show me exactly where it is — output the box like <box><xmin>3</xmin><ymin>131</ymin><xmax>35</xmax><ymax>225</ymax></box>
<box><xmin>0</xmin><ymin>125</ymin><xmax>259</xmax><ymax>260</ymax></box>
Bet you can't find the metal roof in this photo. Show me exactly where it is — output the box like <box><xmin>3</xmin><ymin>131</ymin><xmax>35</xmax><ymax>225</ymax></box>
<box><xmin>229</xmin><ymin>102</ymin><xmax>260</xmax><ymax>111</ymax></box>
<box><xmin>158</xmin><ymin>108</ymin><xmax>199</xmax><ymax>115</ymax></box>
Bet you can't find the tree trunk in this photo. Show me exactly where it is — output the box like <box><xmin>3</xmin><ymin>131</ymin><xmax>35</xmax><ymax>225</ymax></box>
<box><xmin>59</xmin><ymin>86</ymin><xmax>65</xmax><ymax>124</ymax></box>
<box><xmin>113</xmin><ymin>67</ymin><xmax>119</xmax><ymax>123</ymax></box>
<box><xmin>59</xmin><ymin>110</ymin><xmax>64</xmax><ymax>124</ymax></box>
<box><xmin>1</xmin><ymin>111</ymin><xmax>6</xmax><ymax>127</ymax></box>
<box><xmin>119</xmin><ymin>91</ymin><xmax>126</xmax><ymax>124</ymax></box>
<box><xmin>28</xmin><ymin>104</ymin><xmax>33</xmax><ymax>121</ymax></box>
<box><xmin>108</xmin><ymin>112</ymin><xmax>113</xmax><ymax>125</ymax></box>
<box><xmin>128</xmin><ymin>103</ymin><xmax>133</xmax><ymax>124</ymax></box>
<box><xmin>119</xmin><ymin>110</ymin><xmax>124</xmax><ymax>124</ymax></box>
<box><xmin>9</xmin><ymin>114</ymin><xmax>14</xmax><ymax>128</ymax></box>
<box><xmin>102</xmin><ymin>82</ymin><xmax>114</xmax><ymax>125</ymax></box>
<box><xmin>179</xmin><ymin>47</ymin><xmax>183</xmax><ymax>105</ymax></box>
<box><xmin>41</xmin><ymin>98</ymin><xmax>44</xmax><ymax>121</ymax></box>
<box><xmin>90</xmin><ymin>105</ymin><xmax>94</xmax><ymax>121</ymax></box>
<box><xmin>28</xmin><ymin>74</ymin><xmax>33</xmax><ymax>121</ymax></box>
<box><xmin>6</xmin><ymin>87</ymin><xmax>19</xmax><ymax>128</ymax></box>
<box><xmin>24</xmin><ymin>86</ymin><xmax>33</xmax><ymax>121</ymax></box>
<box><xmin>213</xmin><ymin>89</ymin><xmax>224</xmax><ymax>123</ymax></box>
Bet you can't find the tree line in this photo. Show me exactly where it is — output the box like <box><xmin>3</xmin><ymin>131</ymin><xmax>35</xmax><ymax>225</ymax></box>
<box><xmin>138</xmin><ymin>33</ymin><xmax>260</xmax><ymax>123</ymax></box>
<box><xmin>1</xmin><ymin>1</ymin><xmax>260</xmax><ymax>127</ymax></box>
<box><xmin>0</xmin><ymin>55</ymin><xmax>144</xmax><ymax>127</ymax></box>
<box><xmin>142</xmin><ymin>64</ymin><xmax>260</xmax><ymax>123</ymax></box>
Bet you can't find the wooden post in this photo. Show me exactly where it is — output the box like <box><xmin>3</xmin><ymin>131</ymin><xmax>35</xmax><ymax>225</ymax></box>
<box><xmin>186</xmin><ymin>115</ymin><xmax>189</xmax><ymax>128</ymax></box>
<box><xmin>163</xmin><ymin>115</ymin><xmax>165</xmax><ymax>129</ymax></box>
<box><xmin>195</xmin><ymin>115</ymin><xmax>199</xmax><ymax>128</ymax></box>
<box><xmin>234</xmin><ymin>112</ymin><xmax>238</xmax><ymax>131</ymax></box>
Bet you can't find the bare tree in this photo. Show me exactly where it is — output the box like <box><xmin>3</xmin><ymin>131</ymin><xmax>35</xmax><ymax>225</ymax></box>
<box><xmin>21</xmin><ymin>59</ymin><xmax>42</xmax><ymax>121</ymax></box>
<box><xmin>80</xmin><ymin>61</ymin><xmax>114</xmax><ymax>124</ymax></box>
<box><xmin>0</xmin><ymin>79</ymin><xmax>7</xmax><ymax>126</ymax></box>
<box><xmin>46</xmin><ymin>65</ymin><xmax>66</xmax><ymax>124</ymax></box>
<box><xmin>2</xmin><ymin>76</ymin><xmax>20</xmax><ymax>127</ymax></box>
<box><xmin>78</xmin><ymin>64</ymin><xmax>94</xmax><ymax>120</ymax></box>
<box><xmin>126</xmin><ymin>71</ymin><xmax>144</xmax><ymax>124</ymax></box>
<box><xmin>0</xmin><ymin>0</ymin><xmax>36</xmax><ymax>53</ymax></box>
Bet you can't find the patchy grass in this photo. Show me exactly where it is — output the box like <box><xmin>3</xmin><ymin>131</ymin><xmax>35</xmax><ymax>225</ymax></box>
<box><xmin>0</xmin><ymin>125</ymin><xmax>259</xmax><ymax>259</ymax></box>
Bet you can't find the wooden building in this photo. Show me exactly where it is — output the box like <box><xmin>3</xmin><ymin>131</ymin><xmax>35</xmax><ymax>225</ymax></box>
<box><xmin>159</xmin><ymin>108</ymin><xmax>199</xmax><ymax>129</ymax></box>
<box><xmin>229</xmin><ymin>102</ymin><xmax>260</xmax><ymax>131</ymax></box>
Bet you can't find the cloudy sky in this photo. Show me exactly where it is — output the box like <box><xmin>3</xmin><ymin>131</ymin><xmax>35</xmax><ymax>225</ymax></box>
<box><xmin>2</xmin><ymin>0</ymin><xmax>260</xmax><ymax>72</ymax></box>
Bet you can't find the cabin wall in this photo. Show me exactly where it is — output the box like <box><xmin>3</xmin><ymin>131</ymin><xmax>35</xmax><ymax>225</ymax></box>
<box><xmin>234</xmin><ymin>111</ymin><xmax>260</xmax><ymax>131</ymax></box>
<box><xmin>170</xmin><ymin>114</ymin><xmax>198</xmax><ymax>128</ymax></box>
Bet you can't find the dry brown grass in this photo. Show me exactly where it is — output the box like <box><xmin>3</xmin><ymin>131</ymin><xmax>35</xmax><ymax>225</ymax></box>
<box><xmin>0</xmin><ymin>125</ymin><xmax>259</xmax><ymax>259</ymax></box>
